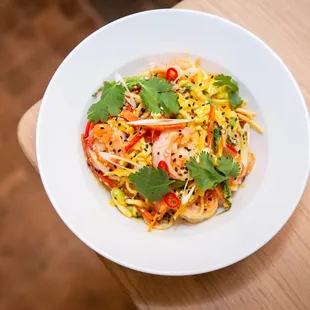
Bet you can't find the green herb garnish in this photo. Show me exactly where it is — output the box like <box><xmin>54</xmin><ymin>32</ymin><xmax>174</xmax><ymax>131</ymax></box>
<box><xmin>213</xmin><ymin>74</ymin><xmax>243</xmax><ymax>109</ymax></box>
<box><xmin>128</xmin><ymin>166</ymin><xmax>173</xmax><ymax>202</ymax></box>
<box><xmin>186</xmin><ymin>152</ymin><xmax>240</xmax><ymax>191</ymax></box>
<box><xmin>228</xmin><ymin>91</ymin><xmax>243</xmax><ymax>109</ymax></box>
<box><xmin>87</xmin><ymin>76</ymin><xmax>180</xmax><ymax>122</ymax></box>
<box><xmin>87</xmin><ymin>81</ymin><xmax>125</xmax><ymax>122</ymax></box>
<box><xmin>139</xmin><ymin>77</ymin><xmax>180</xmax><ymax>116</ymax></box>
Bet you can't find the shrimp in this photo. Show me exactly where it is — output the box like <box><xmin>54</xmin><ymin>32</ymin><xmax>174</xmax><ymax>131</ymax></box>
<box><xmin>86</xmin><ymin>123</ymin><xmax>126</xmax><ymax>174</ymax></box>
<box><xmin>152</xmin><ymin>128</ymin><xmax>198</xmax><ymax>180</ymax></box>
<box><xmin>180</xmin><ymin>190</ymin><xmax>219</xmax><ymax>223</ymax></box>
<box><xmin>89</xmin><ymin>124</ymin><xmax>123</xmax><ymax>153</ymax></box>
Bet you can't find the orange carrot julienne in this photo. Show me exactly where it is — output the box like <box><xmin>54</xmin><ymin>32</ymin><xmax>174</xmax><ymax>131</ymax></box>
<box><xmin>207</xmin><ymin>105</ymin><xmax>215</xmax><ymax>148</ymax></box>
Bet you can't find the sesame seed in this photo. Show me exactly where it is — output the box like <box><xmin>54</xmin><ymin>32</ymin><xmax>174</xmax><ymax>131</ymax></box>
<box><xmin>175</xmin><ymin>167</ymin><xmax>178</xmax><ymax>172</ymax></box>
<box><xmin>179</xmin><ymin>155</ymin><xmax>182</xmax><ymax>158</ymax></box>
<box><xmin>173</xmin><ymin>158</ymin><xmax>176</xmax><ymax>162</ymax></box>
<box><xmin>157</xmin><ymin>152</ymin><xmax>160</xmax><ymax>155</ymax></box>
<box><xmin>188</xmin><ymin>103</ymin><xmax>191</xmax><ymax>107</ymax></box>
<box><xmin>150</xmin><ymin>142</ymin><xmax>153</xmax><ymax>146</ymax></box>
<box><xmin>222</xmin><ymin>112</ymin><xmax>225</xmax><ymax>115</ymax></box>
<box><xmin>191</xmin><ymin>109</ymin><xmax>194</xmax><ymax>113</ymax></box>
<box><xmin>117</xmin><ymin>149</ymin><xmax>121</xmax><ymax>153</ymax></box>
<box><xmin>208</xmin><ymin>198</ymin><xmax>212</xmax><ymax>201</ymax></box>
<box><xmin>118</xmin><ymin>123</ymin><xmax>121</xmax><ymax>126</ymax></box>
<box><xmin>113</xmin><ymin>149</ymin><xmax>116</xmax><ymax>152</ymax></box>
<box><xmin>172</xmin><ymin>153</ymin><xmax>175</xmax><ymax>155</ymax></box>
<box><xmin>199</xmin><ymin>83</ymin><xmax>202</xmax><ymax>86</ymax></box>
<box><xmin>185</xmin><ymin>96</ymin><xmax>189</xmax><ymax>100</ymax></box>
<box><xmin>109</xmin><ymin>141</ymin><xmax>112</xmax><ymax>145</ymax></box>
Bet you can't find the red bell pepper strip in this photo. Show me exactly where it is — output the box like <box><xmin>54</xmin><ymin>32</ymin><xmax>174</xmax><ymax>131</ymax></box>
<box><xmin>166</xmin><ymin>67</ymin><xmax>178</xmax><ymax>81</ymax></box>
<box><xmin>152</xmin><ymin>130</ymin><xmax>161</xmax><ymax>143</ymax></box>
<box><xmin>158</xmin><ymin>160</ymin><xmax>169</xmax><ymax>174</ymax></box>
<box><xmin>144</xmin><ymin>130</ymin><xmax>152</xmax><ymax>143</ymax></box>
<box><xmin>84</xmin><ymin>121</ymin><xmax>95</xmax><ymax>138</ymax></box>
<box><xmin>124</xmin><ymin>130</ymin><xmax>146</xmax><ymax>152</ymax></box>
<box><xmin>226</xmin><ymin>144</ymin><xmax>238</xmax><ymax>154</ymax></box>
<box><xmin>163</xmin><ymin>192</ymin><xmax>181</xmax><ymax>209</ymax></box>
<box><xmin>144</xmin><ymin>130</ymin><xmax>161</xmax><ymax>143</ymax></box>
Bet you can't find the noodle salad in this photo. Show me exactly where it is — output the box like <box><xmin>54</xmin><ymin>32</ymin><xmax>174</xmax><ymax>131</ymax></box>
<box><xmin>81</xmin><ymin>58</ymin><xmax>263</xmax><ymax>231</ymax></box>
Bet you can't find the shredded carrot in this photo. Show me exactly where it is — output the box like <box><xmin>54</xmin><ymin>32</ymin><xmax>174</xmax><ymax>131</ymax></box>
<box><xmin>207</xmin><ymin>105</ymin><xmax>215</xmax><ymax>148</ymax></box>
<box><xmin>148</xmin><ymin>205</ymin><xmax>167</xmax><ymax>232</ymax></box>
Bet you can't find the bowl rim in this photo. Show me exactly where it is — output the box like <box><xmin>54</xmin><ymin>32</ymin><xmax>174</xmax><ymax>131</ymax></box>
<box><xmin>36</xmin><ymin>9</ymin><xmax>310</xmax><ymax>275</ymax></box>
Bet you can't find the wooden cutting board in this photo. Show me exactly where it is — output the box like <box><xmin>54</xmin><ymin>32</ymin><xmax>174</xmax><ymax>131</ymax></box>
<box><xmin>18</xmin><ymin>0</ymin><xmax>310</xmax><ymax>309</ymax></box>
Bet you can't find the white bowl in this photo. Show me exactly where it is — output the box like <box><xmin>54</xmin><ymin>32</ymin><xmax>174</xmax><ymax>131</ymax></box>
<box><xmin>37</xmin><ymin>9</ymin><xmax>310</xmax><ymax>275</ymax></box>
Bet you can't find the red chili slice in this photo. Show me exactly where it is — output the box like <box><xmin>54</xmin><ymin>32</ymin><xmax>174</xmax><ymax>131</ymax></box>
<box><xmin>166</xmin><ymin>67</ymin><xmax>178</xmax><ymax>82</ymax></box>
<box><xmin>226</xmin><ymin>144</ymin><xmax>238</xmax><ymax>154</ymax></box>
<box><xmin>158</xmin><ymin>160</ymin><xmax>169</xmax><ymax>174</ymax></box>
<box><xmin>164</xmin><ymin>192</ymin><xmax>181</xmax><ymax>209</ymax></box>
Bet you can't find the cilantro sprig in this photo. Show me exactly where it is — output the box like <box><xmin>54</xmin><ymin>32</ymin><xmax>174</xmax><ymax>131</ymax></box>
<box><xmin>128</xmin><ymin>166</ymin><xmax>174</xmax><ymax>202</ymax></box>
<box><xmin>87</xmin><ymin>76</ymin><xmax>180</xmax><ymax>122</ymax></box>
<box><xmin>138</xmin><ymin>77</ymin><xmax>180</xmax><ymax>116</ymax></box>
<box><xmin>213</xmin><ymin>74</ymin><xmax>244</xmax><ymax>109</ymax></box>
<box><xmin>186</xmin><ymin>152</ymin><xmax>240</xmax><ymax>191</ymax></box>
<box><xmin>87</xmin><ymin>81</ymin><xmax>125</xmax><ymax>122</ymax></box>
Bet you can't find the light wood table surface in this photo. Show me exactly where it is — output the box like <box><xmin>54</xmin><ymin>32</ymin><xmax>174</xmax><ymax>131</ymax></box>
<box><xmin>18</xmin><ymin>0</ymin><xmax>310</xmax><ymax>309</ymax></box>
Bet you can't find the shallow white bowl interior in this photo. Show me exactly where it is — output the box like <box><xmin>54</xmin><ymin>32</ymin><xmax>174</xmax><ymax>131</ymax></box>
<box><xmin>37</xmin><ymin>9</ymin><xmax>310</xmax><ymax>275</ymax></box>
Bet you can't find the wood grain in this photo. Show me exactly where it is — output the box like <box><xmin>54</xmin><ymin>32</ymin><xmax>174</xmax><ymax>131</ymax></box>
<box><xmin>18</xmin><ymin>0</ymin><xmax>310</xmax><ymax>309</ymax></box>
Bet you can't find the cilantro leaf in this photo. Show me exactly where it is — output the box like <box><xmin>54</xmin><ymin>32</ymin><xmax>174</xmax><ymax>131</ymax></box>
<box><xmin>186</xmin><ymin>152</ymin><xmax>226</xmax><ymax>191</ymax></box>
<box><xmin>186</xmin><ymin>152</ymin><xmax>240</xmax><ymax>191</ymax></box>
<box><xmin>213</xmin><ymin>74</ymin><xmax>239</xmax><ymax>92</ymax></box>
<box><xmin>139</xmin><ymin>77</ymin><xmax>180</xmax><ymax>116</ymax></box>
<box><xmin>158</xmin><ymin>92</ymin><xmax>180</xmax><ymax>116</ymax></box>
<box><xmin>128</xmin><ymin>166</ymin><xmax>173</xmax><ymax>202</ymax></box>
<box><xmin>213</xmin><ymin>75</ymin><xmax>244</xmax><ymax>110</ymax></box>
<box><xmin>140</xmin><ymin>78</ymin><xmax>162</xmax><ymax>114</ymax></box>
<box><xmin>217</xmin><ymin>156</ymin><xmax>240</xmax><ymax>177</ymax></box>
<box><xmin>229</xmin><ymin>91</ymin><xmax>243</xmax><ymax>109</ymax></box>
<box><xmin>87</xmin><ymin>99</ymin><xmax>108</xmax><ymax>123</ymax></box>
<box><xmin>87</xmin><ymin>81</ymin><xmax>125</xmax><ymax>122</ymax></box>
